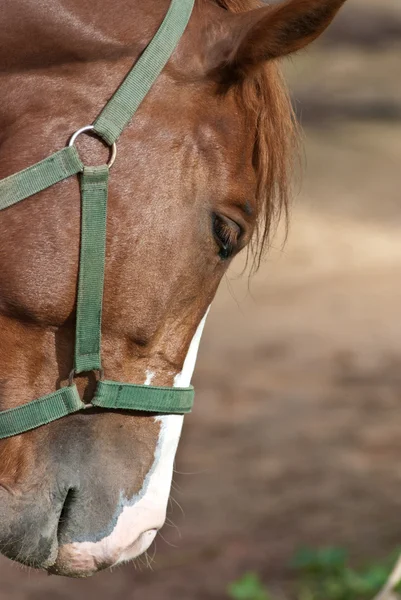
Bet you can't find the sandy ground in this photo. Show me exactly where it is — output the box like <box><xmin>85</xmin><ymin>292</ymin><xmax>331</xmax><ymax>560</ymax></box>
<box><xmin>1</xmin><ymin>1</ymin><xmax>401</xmax><ymax>598</ymax></box>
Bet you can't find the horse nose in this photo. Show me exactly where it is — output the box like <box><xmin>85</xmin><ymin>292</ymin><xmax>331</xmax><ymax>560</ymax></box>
<box><xmin>49</xmin><ymin>482</ymin><xmax>163</xmax><ymax>577</ymax></box>
<box><xmin>0</xmin><ymin>410</ymin><xmax>177</xmax><ymax>576</ymax></box>
<box><xmin>0</xmin><ymin>482</ymin><xmax>162</xmax><ymax>577</ymax></box>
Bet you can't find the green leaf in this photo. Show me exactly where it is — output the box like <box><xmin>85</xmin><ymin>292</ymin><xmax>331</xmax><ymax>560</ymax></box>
<box><xmin>354</xmin><ymin>565</ymin><xmax>389</xmax><ymax>592</ymax></box>
<box><xmin>291</xmin><ymin>547</ymin><xmax>348</xmax><ymax>575</ymax></box>
<box><xmin>228</xmin><ymin>572</ymin><xmax>271</xmax><ymax>600</ymax></box>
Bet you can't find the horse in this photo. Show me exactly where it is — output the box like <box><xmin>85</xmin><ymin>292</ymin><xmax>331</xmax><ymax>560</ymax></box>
<box><xmin>0</xmin><ymin>0</ymin><xmax>346</xmax><ymax>578</ymax></box>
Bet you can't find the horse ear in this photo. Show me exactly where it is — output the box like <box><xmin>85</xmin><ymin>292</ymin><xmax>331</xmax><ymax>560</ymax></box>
<box><xmin>209</xmin><ymin>0</ymin><xmax>346</xmax><ymax>80</ymax></box>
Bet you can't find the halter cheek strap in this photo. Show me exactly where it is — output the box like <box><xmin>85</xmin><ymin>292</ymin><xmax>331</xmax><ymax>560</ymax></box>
<box><xmin>0</xmin><ymin>0</ymin><xmax>196</xmax><ymax>439</ymax></box>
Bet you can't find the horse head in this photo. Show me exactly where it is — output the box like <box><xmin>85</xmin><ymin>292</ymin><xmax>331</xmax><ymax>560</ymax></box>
<box><xmin>0</xmin><ymin>0</ymin><xmax>346</xmax><ymax>577</ymax></box>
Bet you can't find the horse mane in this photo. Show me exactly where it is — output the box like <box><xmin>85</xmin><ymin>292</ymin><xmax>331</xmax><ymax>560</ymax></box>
<box><xmin>215</xmin><ymin>0</ymin><xmax>300</xmax><ymax>265</ymax></box>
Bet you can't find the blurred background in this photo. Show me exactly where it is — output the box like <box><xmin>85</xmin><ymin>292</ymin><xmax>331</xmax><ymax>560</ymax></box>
<box><xmin>1</xmin><ymin>0</ymin><xmax>400</xmax><ymax>598</ymax></box>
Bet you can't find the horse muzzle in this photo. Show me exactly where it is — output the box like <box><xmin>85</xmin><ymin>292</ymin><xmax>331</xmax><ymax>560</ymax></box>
<box><xmin>0</xmin><ymin>485</ymin><xmax>161</xmax><ymax>577</ymax></box>
<box><xmin>0</xmin><ymin>412</ymin><xmax>182</xmax><ymax>577</ymax></box>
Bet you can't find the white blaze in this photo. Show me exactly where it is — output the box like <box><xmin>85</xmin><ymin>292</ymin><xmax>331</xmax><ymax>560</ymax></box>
<box><xmin>58</xmin><ymin>308</ymin><xmax>210</xmax><ymax>571</ymax></box>
<box><xmin>174</xmin><ymin>307</ymin><xmax>210</xmax><ymax>387</ymax></box>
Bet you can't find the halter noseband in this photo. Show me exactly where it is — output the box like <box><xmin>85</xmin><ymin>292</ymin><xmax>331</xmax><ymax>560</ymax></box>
<box><xmin>0</xmin><ymin>0</ymin><xmax>196</xmax><ymax>439</ymax></box>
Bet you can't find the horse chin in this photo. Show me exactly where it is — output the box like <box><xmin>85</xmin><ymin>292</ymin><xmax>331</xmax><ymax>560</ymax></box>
<box><xmin>48</xmin><ymin>529</ymin><xmax>159</xmax><ymax>578</ymax></box>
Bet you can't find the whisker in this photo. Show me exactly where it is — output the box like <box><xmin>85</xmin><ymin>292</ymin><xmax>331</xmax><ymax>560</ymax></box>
<box><xmin>173</xmin><ymin>469</ymin><xmax>208</xmax><ymax>475</ymax></box>
<box><xmin>170</xmin><ymin>481</ymin><xmax>183</xmax><ymax>494</ymax></box>
<box><xmin>148</xmin><ymin>542</ymin><xmax>157</xmax><ymax>565</ymax></box>
<box><xmin>169</xmin><ymin>494</ymin><xmax>185</xmax><ymax>518</ymax></box>
<box><xmin>165</xmin><ymin>517</ymin><xmax>182</xmax><ymax>538</ymax></box>
<box><xmin>157</xmin><ymin>531</ymin><xmax>178</xmax><ymax>548</ymax></box>
<box><xmin>144</xmin><ymin>550</ymin><xmax>155</xmax><ymax>571</ymax></box>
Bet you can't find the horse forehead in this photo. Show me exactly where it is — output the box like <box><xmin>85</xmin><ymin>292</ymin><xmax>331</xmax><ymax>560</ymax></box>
<box><xmin>159</xmin><ymin>86</ymin><xmax>256</xmax><ymax>175</ymax></box>
<box><xmin>190</xmin><ymin>84</ymin><xmax>253</xmax><ymax>143</ymax></box>
<box><xmin>193</xmin><ymin>109</ymin><xmax>250</xmax><ymax>152</ymax></box>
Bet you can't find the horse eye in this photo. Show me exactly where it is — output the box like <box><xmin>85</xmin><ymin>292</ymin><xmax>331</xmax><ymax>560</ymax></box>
<box><xmin>212</xmin><ymin>214</ymin><xmax>241</xmax><ymax>260</ymax></box>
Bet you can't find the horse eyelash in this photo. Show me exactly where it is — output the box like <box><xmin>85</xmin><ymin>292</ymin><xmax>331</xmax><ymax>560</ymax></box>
<box><xmin>212</xmin><ymin>214</ymin><xmax>240</xmax><ymax>259</ymax></box>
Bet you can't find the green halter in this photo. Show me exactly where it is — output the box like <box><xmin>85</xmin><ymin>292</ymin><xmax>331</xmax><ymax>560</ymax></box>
<box><xmin>0</xmin><ymin>0</ymin><xmax>196</xmax><ymax>439</ymax></box>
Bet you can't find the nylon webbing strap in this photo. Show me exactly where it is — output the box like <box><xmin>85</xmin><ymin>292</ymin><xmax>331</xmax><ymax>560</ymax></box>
<box><xmin>93</xmin><ymin>0</ymin><xmax>195</xmax><ymax>145</ymax></box>
<box><xmin>0</xmin><ymin>147</ymin><xmax>83</xmax><ymax>210</ymax></box>
<box><xmin>0</xmin><ymin>386</ymin><xmax>84</xmax><ymax>440</ymax></box>
<box><xmin>74</xmin><ymin>165</ymin><xmax>109</xmax><ymax>373</ymax></box>
<box><xmin>93</xmin><ymin>380</ymin><xmax>194</xmax><ymax>414</ymax></box>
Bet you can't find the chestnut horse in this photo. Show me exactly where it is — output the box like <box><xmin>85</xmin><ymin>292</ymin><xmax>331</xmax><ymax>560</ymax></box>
<box><xmin>0</xmin><ymin>0</ymin><xmax>346</xmax><ymax>578</ymax></box>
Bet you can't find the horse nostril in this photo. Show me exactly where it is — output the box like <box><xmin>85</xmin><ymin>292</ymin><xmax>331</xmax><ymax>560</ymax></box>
<box><xmin>58</xmin><ymin>488</ymin><xmax>78</xmax><ymax>537</ymax></box>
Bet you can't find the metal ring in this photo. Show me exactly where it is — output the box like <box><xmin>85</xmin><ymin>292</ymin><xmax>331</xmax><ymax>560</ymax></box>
<box><xmin>68</xmin><ymin>125</ymin><xmax>117</xmax><ymax>169</ymax></box>
<box><xmin>68</xmin><ymin>368</ymin><xmax>104</xmax><ymax>387</ymax></box>
<box><xmin>68</xmin><ymin>369</ymin><xmax>76</xmax><ymax>387</ymax></box>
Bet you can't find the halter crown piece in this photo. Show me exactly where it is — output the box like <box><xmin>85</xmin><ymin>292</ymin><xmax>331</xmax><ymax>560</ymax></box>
<box><xmin>0</xmin><ymin>0</ymin><xmax>196</xmax><ymax>439</ymax></box>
